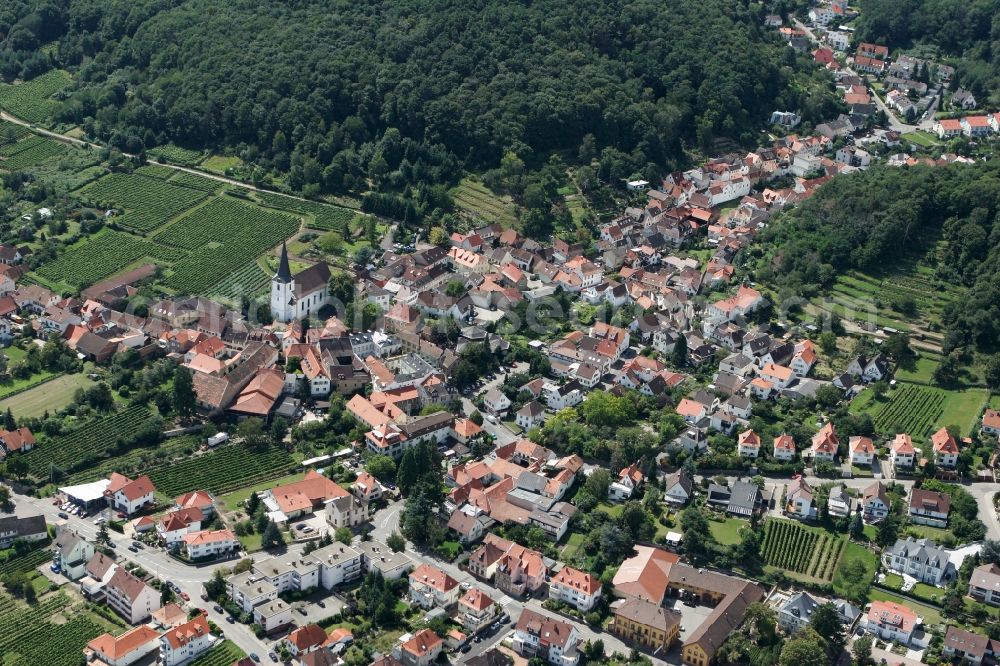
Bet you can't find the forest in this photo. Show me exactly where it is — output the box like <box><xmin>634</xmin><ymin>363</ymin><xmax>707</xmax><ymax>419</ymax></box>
<box><xmin>0</xmin><ymin>0</ymin><xmax>836</xmax><ymax>208</ymax></box>
<box><xmin>749</xmin><ymin>161</ymin><xmax>1000</xmax><ymax>354</ymax></box>
<box><xmin>853</xmin><ymin>0</ymin><xmax>1000</xmax><ymax>105</ymax></box>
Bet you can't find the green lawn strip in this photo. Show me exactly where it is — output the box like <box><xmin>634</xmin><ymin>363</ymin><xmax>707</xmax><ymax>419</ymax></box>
<box><xmin>0</xmin><ymin>373</ymin><xmax>94</xmax><ymax>418</ymax></box>
<box><xmin>832</xmin><ymin>541</ymin><xmax>878</xmax><ymax>599</ymax></box>
<box><xmin>707</xmin><ymin>518</ymin><xmax>744</xmax><ymax>546</ymax></box>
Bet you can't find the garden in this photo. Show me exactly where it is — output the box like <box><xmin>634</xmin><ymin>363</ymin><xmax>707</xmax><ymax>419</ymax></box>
<box><xmin>760</xmin><ymin>519</ymin><xmax>845</xmax><ymax>582</ymax></box>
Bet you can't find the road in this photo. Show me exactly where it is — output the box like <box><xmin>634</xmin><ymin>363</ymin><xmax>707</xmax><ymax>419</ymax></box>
<box><xmin>0</xmin><ymin>110</ymin><xmax>335</xmax><ymax>212</ymax></box>
<box><xmin>790</xmin><ymin>19</ymin><xmax>937</xmax><ymax>133</ymax></box>
<box><xmin>8</xmin><ymin>487</ymin><xmax>276</xmax><ymax>660</ymax></box>
<box><xmin>369</xmin><ymin>500</ymin><xmax>671</xmax><ymax>664</ymax></box>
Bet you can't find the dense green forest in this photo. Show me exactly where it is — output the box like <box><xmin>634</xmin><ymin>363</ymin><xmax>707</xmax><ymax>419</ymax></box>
<box><xmin>0</xmin><ymin>0</ymin><xmax>836</xmax><ymax>208</ymax></box>
<box><xmin>750</xmin><ymin>161</ymin><xmax>1000</xmax><ymax>353</ymax></box>
<box><xmin>854</xmin><ymin>0</ymin><xmax>1000</xmax><ymax>105</ymax></box>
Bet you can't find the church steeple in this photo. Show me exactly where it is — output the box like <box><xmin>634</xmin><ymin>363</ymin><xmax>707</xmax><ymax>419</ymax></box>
<box><xmin>275</xmin><ymin>241</ymin><xmax>292</xmax><ymax>283</ymax></box>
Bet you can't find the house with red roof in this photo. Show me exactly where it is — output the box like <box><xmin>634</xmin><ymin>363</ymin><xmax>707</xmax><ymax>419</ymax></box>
<box><xmin>183</xmin><ymin>529</ymin><xmax>238</xmax><ymax>559</ymax></box>
<box><xmin>106</xmin><ymin>473</ymin><xmax>156</xmax><ymax>516</ymax></box>
<box><xmin>549</xmin><ymin>566</ymin><xmax>603</xmax><ymax>611</ymax></box>
<box><xmin>773</xmin><ymin>433</ymin><xmax>796</xmax><ymax>461</ymax></box>
<box><xmin>85</xmin><ymin>625</ymin><xmax>161</xmax><ymax>666</ymax></box>
<box><xmin>811</xmin><ymin>423</ymin><xmax>839</xmax><ymax>462</ymax></box>
<box><xmin>864</xmin><ymin>600</ymin><xmax>918</xmax><ymax>645</ymax></box>
<box><xmin>609</xmin><ymin>462</ymin><xmax>644</xmax><ymax>501</ymax></box>
<box><xmin>0</xmin><ymin>427</ymin><xmax>35</xmax><ymax>457</ymax></box>
<box><xmin>409</xmin><ymin>563</ymin><xmax>460</xmax><ymax>609</ymax></box>
<box><xmin>263</xmin><ymin>470</ymin><xmax>350</xmax><ymax>520</ymax></box>
<box><xmin>737</xmin><ymin>429</ymin><xmax>761</xmax><ymax>458</ymax></box>
<box><xmin>849</xmin><ymin>436</ymin><xmax>876</xmax><ymax>467</ymax></box>
<box><xmin>282</xmin><ymin>623</ymin><xmax>327</xmax><ymax>657</ymax></box>
<box><xmin>931</xmin><ymin>427</ymin><xmax>959</xmax><ymax>468</ymax></box>
<box><xmin>394</xmin><ymin>628</ymin><xmax>443</xmax><ymax>666</ymax></box>
<box><xmin>457</xmin><ymin>587</ymin><xmax>498</xmax><ymax>632</ymax></box>
<box><xmin>890</xmin><ymin>433</ymin><xmax>916</xmax><ymax>469</ymax></box>
<box><xmin>159</xmin><ymin>613</ymin><xmax>212</xmax><ymax>665</ymax></box>
<box><xmin>935</xmin><ymin>118</ymin><xmax>964</xmax><ymax>139</ymax></box>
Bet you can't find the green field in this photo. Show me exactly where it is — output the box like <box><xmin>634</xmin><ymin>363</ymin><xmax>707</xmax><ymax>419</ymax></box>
<box><xmin>902</xmin><ymin>131</ymin><xmax>941</xmax><ymax>148</ymax></box>
<box><xmin>200</xmin><ymin>155</ymin><xmax>243</xmax><ymax>174</ymax></box>
<box><xmin>148</xmin><ymin>144</ymin><xmax>204</xmax><ymax>166</ymax></box>
<box><xmin>0</xmin><ymin>70</ymin><xmax>72</xmax><ymax>124</ymax></box>
<box><xmin>761</xmin><ymin>519</ymin><xmax>845</xmax><ymax>582</ymax></box>
<box><xmin>860</xmin><ymin>383</ymin><xmax>987</xmax><ymax>439</ymax></box>
<box><xmin>450</xmin><ymin>178</ymin><xmax>517</xmax><ymax>226</ymax></box>
<box><xmin>0</xmin><ymin>373</ymin><xmax>94</xmax><ymax>418</ymax></box>
<box><xmin>832</xmin><ymin>541</ymin><xmax>878</xmax><ymax>599</ymax></box>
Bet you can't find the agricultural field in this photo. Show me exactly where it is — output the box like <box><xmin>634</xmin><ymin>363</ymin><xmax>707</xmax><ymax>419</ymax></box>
<box><xmin>207</xmin><ymin>260</ymin><xmax>271</xmax><ymax>302</ymax></box>
<box><xmin>200</xmin><ymin>154</ymin><xmax>243</xmax><ymax>174</ymax></box>
<box><xmin>450</xmin><ymin>178</ymin><xmax>517</xmax><ymax>227</ymax></box>
<box><xmin>0</xmin><ymin>70</ymin><xmax>72</xmax><ymax>124</ymax></box>
<box><xmin>77</xmin><ymin>171</ymin><xmax>209</xmax><ymax>232</ymax></box>
<box><xmin>148</xmin><ymin>442</ymin><xmax>296</xmax><ymax>496</ymax></box>
<box><xmin>0</xmin><ymin>548</ymin><xmax>51</xmax><ymax>577</ymax></box>
<box><xmin>188</xmin><ymin>640</ymin><xmax>246</xmax><ymax>666</ymax></box>
<box><xmin>760</xmin><ymin>519</ymin><xmax>845</xmax><ymax>582</ymax></box>
<box><xmin>147</xmin><ymin>143</ymin><xmax>204</xmax><ymax>165</ymax></box>
<box><xmin>63</xmin><ymin>435</ymin><xmax>201</xmax><ymax>486</ymax></box>
<box><xmin>157</xmin><ymin>196</ymin><xmax>299</xmax><ymax>293</ymax></box>
<box><xmin>24</xmin><ymin>404</ymin><xmax>156</xmax><ymax>477</ymax></box>
<box><xmin>168</xmin><ymin>170</ymin><xmax>222</xmax><ymax>192</ymax></box>
<box><xmin>0</xmin><ymin>591</ymin><xmax>114</xmax><ymax>666</ymax></box>
<box><xmin>0</xmin><ymin>135</ymin><xmax>67</xmax><ymax>170</ymax></box>
<box><xmin>862</xmin><ymin>383</ymin><xmax>988</xmax><ymax>439</ymax></box>
<box><xmin>256</xmin><ymin>191</ymin><xmax>359</xmax><ymax>231</ymax></box>
<box><xmin>0</xmin><ymin>120</ymin><xmax>31</xmax><ymax>144</ymax></box>
<box><xmin>34</xmin><ymin>229</ymin><xmax>186</xmax><ymax>289</ymax></box>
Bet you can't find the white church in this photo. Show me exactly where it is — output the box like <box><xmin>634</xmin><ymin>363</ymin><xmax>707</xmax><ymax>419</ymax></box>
<box><xmin>270</xmin><ymin>242</ymin><xmax>332</xmax><ymax>322</ymax></box>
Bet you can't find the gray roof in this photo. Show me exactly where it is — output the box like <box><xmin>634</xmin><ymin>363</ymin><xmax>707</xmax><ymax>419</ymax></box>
<box><xmin>780</xmin><ymin>592</ymin><xmax>818</xmax><ymax>622</ymax></box>
<box><xmin>726</xmin><ymin>480</ymin><xmax>762</xmax><ymax>516</ymax></box>
<box><xmin>0</xmin><ymin>514</ymin><xmax>46</xmax><ymax>539</ymax></box>
<box><xmin>885</xmin><ymin>537</ymin><xmax>950</xmax><ymax>568</ymax></box>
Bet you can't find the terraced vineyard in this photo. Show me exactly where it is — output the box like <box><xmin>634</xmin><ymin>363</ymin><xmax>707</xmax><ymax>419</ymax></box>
<box><xmin>450</xmin><ymin>178</ymin><xmax>517</xmax><ymax>226</ymax></box>
<box><xmin>158</xmin><ymin>196</ymin><xmax>299</xmax><ymax>293</ymax></box>
<box><xmin>0</xmin><ymin>592</ymin><xmax>107</xmax><ymax>666</ymax></box>
<box><xmin>0</xmin><ymin>70</ymin><xmax>72</xmax><ymax>124</ymax></box>
<box><xmin>870</xmin><ymin>384</ymin><xmax>945</xmax><ymax>439</ymax></box>
<box><xmin>207</xmin><ymin>260</ymin><xmax>271</xmax><ymax>302</ymax></box>
<box><xmin>78</xmin><ymin>172</ymin><xmax>208</xmax><ymax>232</ymax></box>
<box><xmin>148</xmin><ymin>442</ymin><xmax>295</xmax><ymax>496</ymax></box>
<box><xmin>0</xmin><ymin>135</ymin><xmax>66</xmax><ymax>170</ymax></box>
<box><xmin>24</xmin><ymin>404</ymin><xmax>156</xmax><ymax>476</ymax></box>
<box><xmin>35</xmin><ymin>229</ymin><xmax>185</xmax><ymax>288</ymax></box>
<box><xmin>761</xmin><ymin>519</ymin><xmax>844</xmax><ymax>581</ymax></box>
<box><xmin>0</xmin><ymin>593</ymin><xmax>70</xmax><ymax>655</ymax></box>
<box><xmin>256</xmin><ymin>191</ymin><xmax>357</xmax><ymax>231</ymax></box>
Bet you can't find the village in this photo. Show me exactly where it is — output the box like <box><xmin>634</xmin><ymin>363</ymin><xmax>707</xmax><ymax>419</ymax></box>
<box><xmin>1</xmin><ymin>1</ymin><xmax>1000</xmax><ymax>666</ymax></box>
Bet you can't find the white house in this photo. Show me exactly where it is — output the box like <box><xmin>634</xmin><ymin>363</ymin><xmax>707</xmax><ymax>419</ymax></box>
<box><xmin>811</xmin><ymin>423</ymin><xmax>839</xmax><ymax>462</ymax></box>
<box><xmin>253</xmin><ymin>599</ymin><xmax>293</xmax><ymax>633</ymax></box>
<box><xmin>865</xmin><ymin>600</ymin><xmax>918</xmax><ymax>646</ymax></box>
<box><xmin>862</xmin><ymin>481</ymin><xmax>890</xmax><ymax>523</ymax></box>
<box><xmin>759</xmin><ymin>363</ymin><xmax>795</xmax><ymax>390</ymax></box>
<box><xmin>227</xmin><ymin>572</ymin><xmax>278</xmax><ymax>614</ymax></box>
<box><xmin>881</xmin><ymin>537</ymin><xmax>952</xmax><ymax>587</ymax></box>
<box><xmin>106</xmin><ymin>568</ymin><xmax>161</xmax><ymax>625</ymax></box>
<box><xmin>608</xmin><ymin>463</ymin><xmax>644</xmax><ymax>501</ymax></box>
<box><xmin>483</xmin><ymin>388</ymin><xmax>512</xmax><ymax>416</ymax></box>
<box><xmin>773</xmin><ymin>433</ymin><xmax>796</xmax><ymax>461</ymax></box>
<box><xmin>183</xmin><ymin>529</ymin><xmax>238</xmax><ymax>560</ymax></box>
<box><xmin>86</xmin><ymin>626</ymin><xmax>161</xmax><ymax>666</ymax></box>
<box><xmin>457</xmin><ymin>588</ymin><xmax>498</xmax><ymax>633</ymax></box>
<box><xmin>53</xmin><ymin>529</ymin><xmax>95</xmax><ymax>581</ymax></box>
<box><xmin>890</xmin><ymin>433</ymin><xmax>916</xmax><ymax>469</ymax></box>
<box><xmin>931</xmin><ymin>427</ymin><xmax>959</xmax><ymax>468</ymax></box>
<box><xmin>785</xmin><ymin>476</ymin><xmax>816</xmax><ymax>519</ymax></box>
<box><xmin>663</xmin><ymin>469</ymin><xmax>693</xmax><ymax>506</ymax></box>
<box><xmin>542</xmin><ymin>381</ymin><xmax>584</xmax><ymax>410</ymax></box>
<box><xmin>516</xmin><ymin>401</ymin><xmax>546</xmax><ymax>430</ymax></box>
<box><xmin>513</xmin><ymin>609</ymin><xmax>580</xmax><ymax>666</ymax></box>
<box><xmin>106</xmin><ymin>473</ymin><xmax>156</xmax><ymax>517</ymax></box>
<box><xmin>409</xmin><ymin>563</ymin><xmax>460</xmax><ymax>609</ymax></box>
<box><xmin>848</xmin><ymin>436</ymin><xmax>875</xmax><ymax>467</ymax></box>
<box><xmin>159</xmin><ymin>614</ymin><xmax>213</xmax><ymax>666</ymax></box>
<box><xmin>549</xmin><ymin>566</ymin><xmax>602</xmax><ymax>612</ymax></box>
<box><xmin>737</xmin><ymin>429</ymin><xmax>761</xmax><ymax>458</ymax></box>
<box><xmin>827</xmin><ymin>486</ymin><xmax>852</xmax><ymax>518</ymax></box>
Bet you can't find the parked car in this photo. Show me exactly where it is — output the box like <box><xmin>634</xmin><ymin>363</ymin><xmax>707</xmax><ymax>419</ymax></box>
<box><xmin>226</xmin><ymin>616</ymin><xmax>235</xmax><ymax>624</ymax></box>
<box><xmin>250</xmin><ymin>654</ymin><xmax>260</xmax><ymax>662</ymax></box>
<box><xmin>128</xmin><ymin>546</ymin><xmax>138</xmax><ymax>553</ymax></box>
<box><xmin>180</xmin><ymin>591</ymin><xmax>190</xmax><ymax>601</ymax></box>
<box><xmin>297</xmin><ymin>607</ymin><xmax>308</xmax><ymax>616</ymax></box>
<box><xmin>214</xmin><ymin>604</ymin><xmax>224</xmax><ymax>613</ymax></box>
<box><xmin>269</xmin><ymin>653</ymin><xmax>279</xmax><ymax>662</ymax></box>
<box><xmin>132</xmin><ymin>541</ymin><xmax>143</xmax><ymax>549</ymax></box>
<box><xmin>57</xmin><ymin>512</ymin><xmax>68</xmax><ymax>519</ymax></box>
<box><xmin>317</xmin><ymin>600</ymin><xmax>325</xmax><ymax>608</ymax></box>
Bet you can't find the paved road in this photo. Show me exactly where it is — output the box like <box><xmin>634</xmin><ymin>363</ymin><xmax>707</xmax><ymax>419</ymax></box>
<box><xmin>8</xmin><ymin>488</ymin><xmax>275</xmax><ymax>659</ymax></box>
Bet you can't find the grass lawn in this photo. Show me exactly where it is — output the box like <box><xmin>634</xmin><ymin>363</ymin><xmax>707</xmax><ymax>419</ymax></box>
<box><xmin>368</xmin><ymin>629</ymin><xmax>405</xmax><ymax>653</ymax></box>
<box><xmin>868</xmin><ymin>588</ymin><xmax>943</xmax><ymax>627</ymax></box>
<box><xmin>0</xmin><ymin>372</ymin><xmax>94</xmax><ymax>418</ymax></box>
<box><xmin>708</xmin><ymin>518</ymin><xmax>745</xmax><ymax>546</ymax></box>
<box><xmin>863</xmin><ymin>524</ymin><xmax>878</xmax><ymax>542</ymax></box>
<box><xmin>903</xmin><ymin>522</ymin><xmax>953</xmax><ymax>542</ymax></box>
<box><xmin>436</xmin><ymin>540</ymin><xmax>461</xmax><ymax>560</ymax></box>
<box><xmin>849</xmin><ymin>388</ymin><xmax>875</xmax><ymax>414</ymax></box>
<box><xmin>832</xmin><ymin>541</ymin><xmax>878</xmax><ymax>599</ymax></box>
<box><xmin>561</xmin><ymin>531</ymin><xmax>586</xmax><ymax>559</ymax></box>
<box><xmin>936</xmin><ymin>387</ymin><xmax>988</xmax><ymax>436</ymax></box>
<box><xmin>894</xmin><ymin>356</ymin><xmax>939</xmax><ymax>384</ymax></box>
<box><xmin>200</xmin><ymin>154</ymin><xmax>242</xmax><ymax>174</ymax></box>
<box><xmin>883</xmin><ymin>573</ymin><xmax>903</xmax><ymax>589</ymax></box>
<box><xmin>595</xmin><ymin>502</ymin><xmax>624</xmax><ymax>519</ymax></box>
<box><xmin>238</xmin><ymin>531</ymin><xmax>263</xmax><ymax>553</ymax></box>
<box><xmin>217</xmin><ymin>471</ymin><xmax>307</xmax><ymax>510</ymax></box>
<box><xmin>902</xmin><ymin>131</ymin><xmax>941</xmax><ymax>147</ymax></box>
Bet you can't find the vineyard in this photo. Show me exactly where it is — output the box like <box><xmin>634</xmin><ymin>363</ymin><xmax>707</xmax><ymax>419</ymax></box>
<box><xmin>24</xmin><ymin>404</ymin><xmax>156</xmax><ymax>476</ymax></box>
<box><xmin>0</xmin><ymin>592</ymin><xmax>107</xmax><ymax>666</ymax></box>
<box><xmin>158</xmin><ymin>196</ymin><xmax>298</xmax><ymax>293</ymax></box>
<box><xmin>256</xmin><ymin>191</ymin><xmax>358</xmax><ymax>231</ymax></box>
<box><xmin>450</xmin><ymin>178</ymin><xmax>518</xmax><ymax>226</ymax></box>
<box><xmin>189</xmin><ymin>640</ymin><xmax>245</xmax><ymax>666</ymax></box>
<box><xmin>35</xmin><ymin>229</ymin><xmax>185</xmax><ymax>288</ymax></box>
<box><xmin>760</xmin><ymin>519</ymin><xmax>845</xmax><ymax>582</ymax></box>
<box><xmin>207</xmin><ymin>260</ymin><xmax>271</xmax><ymax>302</ymax></box>
<box><xmin>870</xmin><ymin>384</ymin><xmax>945</xmax><ymax>439</ymax></box>
<box><xmin>0</xmin><ymin>120</ymin><xmax>31</xmax><ymax>144</ymax></box>
<box><xmin>147</xmin><ymin>143</ymin><xmax>204</xmax><ymax>165</ymax></box>
<box><xmin>0</xmin><ymin>70</ymin><xmax>72</xmax><ymax>124</ymax></box>
<box><xmin>148</xmin><ymin>442</ymin><xmax>295</xmax><ymax>496</ymax></box>
<box><xmin>0</xmin><ymin>135</ymin><xmax>66</xmax><ymax>170</ymax></box>
<box><xmin>0</xmin><ymin>548</ymin><xmax>51</xmax><ymax>577</ymax></box>
<box><xmin>78</xmin><ymin>172</ymin><xmax>208</xmax><ymax>232</ymax></box>
<box><xmin>169</xmin><ymin>170</ymin><xmax>222</xmax><ymax>192</ymax></box>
